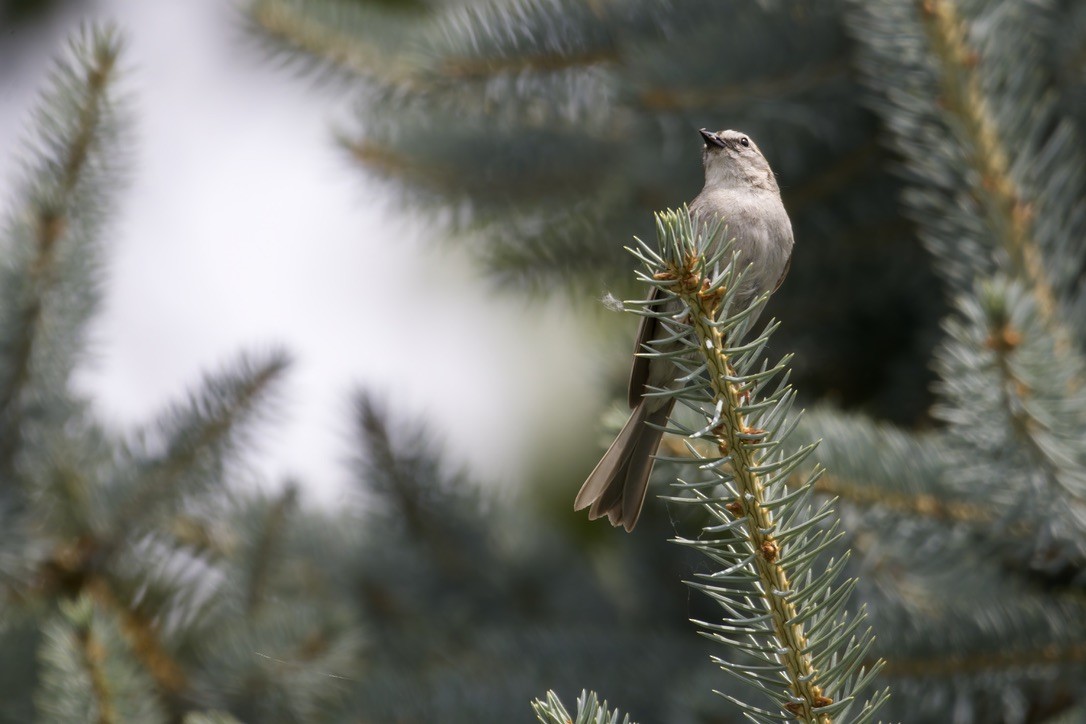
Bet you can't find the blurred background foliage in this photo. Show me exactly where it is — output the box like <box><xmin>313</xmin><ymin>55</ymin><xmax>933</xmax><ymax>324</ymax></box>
<box><xmin>250</xmin><ymin>0</ymin><xmax>948</xmax><ymax>425</ymax></box>
<box><xmin>2</xmin><ymin>0</ymin><xmax>1086</xmax><ymax>722</ymax></box>
<box><xmin>0</xmin><ymin>0</ymin><xmax>68</xmax><ymax>25</ymax></box>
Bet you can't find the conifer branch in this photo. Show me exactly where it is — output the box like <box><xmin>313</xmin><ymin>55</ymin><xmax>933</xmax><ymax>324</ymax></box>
<box><xmin>355</xmin><ymin>394</ymin><xmax>430</xmax><ymax>536</ymax></box>
<box><xmin>345</xmin><ymin>139</ymin><xmax>457</xmax><ymax>193</ymax></box>
<box><xmin>671</xmin><ymin>257</ymin><xmax>832</xmax><ymax>724</ymax></box>
<box><xmin>58</xmin><ymin>36</ymin><xmax>119</xmax><ymax>195</ymax></box>
<box><xmin>813</xmin><ymin>473</ymin><xmax>991</xmax><ymax>524</ymax></box>
<box><xmin>0</xmin><ymin>29</ymin><xmax>122</xmax><ymax>475</ymax></box>
<box><xmin>86</xmin><ymin>577</ymin><xmax>187</xmax><ymax>696</ymax></box>
<box><xmin>933</xmin><ymin>276</ymin><xmax>1086</xmax><ymax>574</ymax></box>
<box><xmin>916</xmin><ymin>0</ymin><xmax>1060</xmax><ymax>333</ymax></box>
<box><xmin>353</xmin><ymin>394</ymin><xmax>476</xmax><ymax>579</ymax></box>
<box><xmin>427</xmin><ymin>0</ymin><xmax>621</xmax><ymax>84</ymax></box>
<box><xmin>637</xmin><ymin>58</ymin><xmax>849</xmax><ymax>111</ymax></box>
<box><xmin>32</xmin><ymin>540</ymin><xmax>187</xmax><ymax>697</ymax></box>
<box><xmin>116</xmin><ymin>351</ymin><xmax>291</xmax><ymax>531</ymax></box>
<box><xmin>880</xmin><ymin>640</ymin><xmax>1086</xmax><ymax>678</ymax></box>
<box><xmin>252</xmin><ymin>0</ymin><xmax>616</xmax><ymax>92</ymax></box>
<box><xmin>532</xmin><ymin>689</ymin><xmax>635</xmax><ymax>724</ymax></box>
<box><xmin>663</xmin><ymin>436</ymin><xmax>995</xmax><ymax>525</ymax></box>
<box><xmin>850</xmin><ymin>0</ymin><xmax>1086</xmax><ymax>357</ymax></box>
<box><xmin>635</xmin><ymin>209</ymin><xmax>886</xmax><ymax>723</ymax></box>
<box><xmin>77</xmin><ymin>618</ymin><xmax>117</xmax><ymax>724</ymax></box>
<box><xmin>37</xmin><ymin>599</ymin><xmax>168</xmax><ymax>723</ymax></box>
<box><xmin>249</xmin><ymin>0</ymin><xmax>415</xmax><ymax>85</ymax></box>
<box><xmin>850</xmin><ymin>0</ymin><xmax>1086</xmax><ymax>580</ymax></box>
<box><xmin>438</xmin><ymin>47</ymin><xmax>617</xmax><ymax>80</ymax></box>
<box><xmin>344</xmin><ymin>127</ymin><xmax>613</xmax><ymax>209</ymax></box>
<box><xmin>984</xmin><ymin>298</ymin><xmax>1086</xmax><ymax>507</ymax></box>
<box><xmin>246</xmin><ymin>486</ymin><xmax>297</xmax><ymax>614</ymax></box>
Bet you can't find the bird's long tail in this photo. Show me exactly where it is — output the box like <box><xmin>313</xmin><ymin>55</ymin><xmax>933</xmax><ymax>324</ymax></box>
<box><xmin>574</xmin><ymin>398</ymin><xmax>675</xmax><ymax>532</ymax></box>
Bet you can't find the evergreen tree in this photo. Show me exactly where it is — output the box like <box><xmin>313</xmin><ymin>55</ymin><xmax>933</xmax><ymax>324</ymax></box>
<box><xmin>4</xmin><ymin>0</ymin><xmax>1086</xmax><ymax>721</ymax></box>
<box><xmin>247</xmin><ymin>0</ymin><xmax>1086</xmax><ymax>721</ymax></box>
<box><xmin>0</xmin><ymin>28</ymin><xmax>727</xmax><ymax>723</ymax></box>
<box><xmin>249</xmin><ymin>0</ymin><xmax>947</xmax><ymax>424</ymax></box>
<box><xmin>0</xmin><ymin>26</ymin><xmax>366</xmax><ymax>723</ymax></box>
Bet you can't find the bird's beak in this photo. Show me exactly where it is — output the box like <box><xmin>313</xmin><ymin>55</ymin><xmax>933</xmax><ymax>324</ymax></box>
<box><xmin>700</xmin><ymin>129</ymin><xmax>725</xmax><ymax>148</ymax></box>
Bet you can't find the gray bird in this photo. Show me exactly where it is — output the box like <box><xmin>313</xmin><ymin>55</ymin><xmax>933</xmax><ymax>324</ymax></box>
<box><xmin>574</xmin><ymin>128</ymin><xmax>794</xmax><ymax>531</ymax></box>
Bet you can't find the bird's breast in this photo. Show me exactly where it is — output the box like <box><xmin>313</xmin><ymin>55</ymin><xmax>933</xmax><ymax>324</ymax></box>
<box><xmin>688</xmin><ymin>188</ymin><xmax>793</xmax><ymax>305</ymax></box>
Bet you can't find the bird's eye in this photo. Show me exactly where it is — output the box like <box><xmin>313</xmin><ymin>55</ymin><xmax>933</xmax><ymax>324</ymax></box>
<box><xmin>740</xmin><ymin>137</ymin><xmax>750</xmax><ymax>147</ymax></box>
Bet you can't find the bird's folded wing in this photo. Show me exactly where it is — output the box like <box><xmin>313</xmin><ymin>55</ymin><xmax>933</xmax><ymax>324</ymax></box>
<box><xmin>628</xmin><ymin>285</ymin><xmax>666</xmax><ymax>409</ymax></box>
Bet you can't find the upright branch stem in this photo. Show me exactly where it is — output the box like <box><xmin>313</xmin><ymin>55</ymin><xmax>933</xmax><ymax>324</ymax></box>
<box><xmin>0</xmin><ymin>39</ymin><xmax>118</xmax><ymax>475</ymax></box>
<box><xmin>76</xmin><ymin>616</ymin><xmax>117</xmax><ymax>724</ymax></box>
<box><xmin>670</xmin><ymin>261</ymin><xmax>831</xmax><ymax>723</ymax></box>
<box><xmin>918</xmin><ymin>0</ymin><xmax>1060</xmax><ymax>336</ymax></box>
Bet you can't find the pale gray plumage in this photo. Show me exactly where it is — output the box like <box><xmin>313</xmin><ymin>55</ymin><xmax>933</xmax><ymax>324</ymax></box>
<box><xmin>575</xmin><ymin>129</ymin><xmax>794</xmax><ymax>531</ymax></box>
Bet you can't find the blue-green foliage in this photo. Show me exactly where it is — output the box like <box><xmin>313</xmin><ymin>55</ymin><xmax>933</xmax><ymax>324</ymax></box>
<box><xmin>251</xmin><ymin>0</ymin><xmax>944</xmax><ymax>429</ymax></box>
<box><xmin>0</xmin><ymin>26</ymin><xmax>365</xmax><ymax>723</ymax></box>
<box><xmin>247</xmin><ymin>0</ymin><xmax>1086</xmax><ymax>720</ymax></box>
<box><xmin>533</xmin><ymin>688</ymin><xmax>636</xmax><ymax>724</ymax></box>
<box><xmin>0</xmin><ymin>26</ymin><xmax>125</xmax><ymax>481</ymax></box>
<box><xmin>4</xmin><ymin>0</ymin><xmax>1086</xmax><ymax>721</ymax></box>
<box><xmin>36</xmin><ymin>598</ymin><xmax>167</xmax><ymax>724</ymax></box>
<box><xmin>849</xmin><ymin>0</ymin><xmax>1086</xmax><ymax>578</ymax></box>
<box><xmin>625</xmin><ymin>210</ymin><xmax>886</xmax><ymax>722</ymax></box>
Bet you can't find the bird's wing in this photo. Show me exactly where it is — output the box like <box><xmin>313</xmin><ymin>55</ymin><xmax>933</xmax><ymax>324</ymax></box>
<box><xmin>627</xmin><ymin>285</ymin><xmax>664</xmax><ymax>409</ymax></box>
<box><xmin>772</xmin><ymin>251</ymin><xmax>791</xmax><ymax>293</ymax></box>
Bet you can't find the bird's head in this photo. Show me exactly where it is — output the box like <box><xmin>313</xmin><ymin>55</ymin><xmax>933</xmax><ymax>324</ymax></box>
<box><xmin>699</xmin><ymin>129</ymin><xmax>776</xmax><ymax>191</ymax></box>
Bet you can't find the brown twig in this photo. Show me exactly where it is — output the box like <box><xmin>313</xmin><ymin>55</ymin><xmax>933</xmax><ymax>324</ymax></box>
<box><xmin>879</xmin><ymin>640</ymin><xmax>1086</xmax><ymax>678</ymax></box>
<box><xmin>638</xmin><ymin>58</ymin><xmax>849</xmax><ymax>111</ymax></box>
<box><xmin>673</xmin><ymin>259</ymin><xmax>835</xmax><ymax>723</ymax></box>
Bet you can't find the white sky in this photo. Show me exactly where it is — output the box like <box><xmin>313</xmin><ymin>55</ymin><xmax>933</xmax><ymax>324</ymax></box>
<box><xmin>0</xmin><ymin>0</ymin><xmax>606</xmax><ymax>506</ymax></box>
